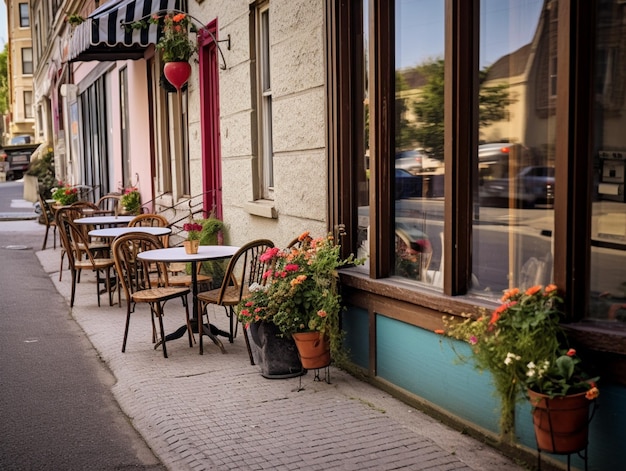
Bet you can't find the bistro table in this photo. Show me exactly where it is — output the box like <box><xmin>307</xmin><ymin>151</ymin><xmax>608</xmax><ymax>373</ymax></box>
<box><xmin>137</xmin><ymin>245</ymin><xmax>239</xmax><ymax>354</ymax></box>
<box><xmin>88</xmin><ymin>226</ymin><xmax>171</xmax><ymax>239</ymax></box>
<box><xmin>74</xmin><ymin>215</ymin><xmax>135</xmax><ymax>226</ymax></box>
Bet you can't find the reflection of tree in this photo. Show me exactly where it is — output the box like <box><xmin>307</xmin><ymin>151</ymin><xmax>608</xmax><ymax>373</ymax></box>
<box><xmin>395</xmin><ymin>72</ymin><xmax>418</xmax><ymax>149</ymax></box>
<box><xmin>397</xmin><ymin>59</ymin><xmax>515</xmax><ymax>156</ymax></box>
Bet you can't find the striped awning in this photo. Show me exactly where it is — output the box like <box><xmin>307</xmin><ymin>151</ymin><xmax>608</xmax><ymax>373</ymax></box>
<box><xmin>68</xmin><ymin>0</ymin><xmax>182</xmax><ymax>62</ymax></box>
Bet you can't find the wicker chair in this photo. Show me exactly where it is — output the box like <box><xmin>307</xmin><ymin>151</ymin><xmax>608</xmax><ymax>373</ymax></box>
<box><xmin>112</xmin><ymin>232</ymin><xmax>193</xmax><ymax>358</ymax></box>
<box><xmin>198</xmin><ymin>239</ymin><xmax>275</xmax><ymax>363</ymax></box>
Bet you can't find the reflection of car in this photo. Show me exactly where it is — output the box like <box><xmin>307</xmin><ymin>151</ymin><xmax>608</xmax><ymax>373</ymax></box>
<box><xmin>395</xmin><ymin>150</ymin><xmax>442</xmax><ymax>175</ymax></box>
<box><xmin>395</xmin><ymin>168</ymin><xmax>422</xmax><ymax>199</ymax></box>
<box><xmin>481</xmin><ymin>166</ymin><xmax>555</xmax><ymax>208</ymax></box>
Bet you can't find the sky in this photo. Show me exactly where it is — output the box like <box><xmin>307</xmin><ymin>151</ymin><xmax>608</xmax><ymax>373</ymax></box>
<box><xmin>394</xmin><ymin>0</ymin><xmax>544</xmax><ymax>69</ymax></box>
<box><xmin>0</xmin><ymin>2</ymin><xmax>7</xmax><ymax>48</ymax></box>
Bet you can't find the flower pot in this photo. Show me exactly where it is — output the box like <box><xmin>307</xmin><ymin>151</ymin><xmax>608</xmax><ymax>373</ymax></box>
<box><xmin>527</xmin><ymin>389</ymin><xmax>592</xmax><ymax>454</ymax></box>
<box><xmin>163</xmin><ymin>61</ymin><xmax>192</xmax><ymax>90</ymax></box>
<box><xmin>248</xmin><ymin>321</ymin><xmax>305</xmax><ymax>379</ymax></box>
<box><xmin>292</xmin><ymin>331</ymin><xmax>331</xmax><ymax>369</ymax></box>
<box><xmin>183</xmin><ymin>240</ymin><xmax>199</xmax><ymax>254</ymax></box>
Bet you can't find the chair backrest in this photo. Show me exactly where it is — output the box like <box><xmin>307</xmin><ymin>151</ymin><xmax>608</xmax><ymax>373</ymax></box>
<box><xmin>96</xmin><ymin>194</ymin><xmax>121</xmax><ymax>214</ymax></box>
<box><xmin>215</xmin><ymin>239</ymin><xmax>275</xmax><ymax>305</ymax></box>
<box><xmin>38</xmin><ymin>193</ymin><xmax>55</xmax><ymax>227</ymax></box>
<box><xmin>56</xmin><ymin>207</ymin><xmax>104</xmax><ymax>268</ymax></box>
<box><xmin>112</xmin><ymin>232</ymin><xmax>168</xmax><ymax>300</ymax></box>
<box><xmin>128</xmin><ymin>214</ymin><xmax>170</xmax><ymax>247</ymax></box>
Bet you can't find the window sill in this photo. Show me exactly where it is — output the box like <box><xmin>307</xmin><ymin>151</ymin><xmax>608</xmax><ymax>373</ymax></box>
<box><xmin>244</xmin><ymin>200</ymin><xmax>277</xmax><ymax>219</ymax></box>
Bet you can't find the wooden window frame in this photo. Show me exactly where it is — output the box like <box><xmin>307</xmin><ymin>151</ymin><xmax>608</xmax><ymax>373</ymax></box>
<box><xmin>326</xmin><ymin>0</ymin><xmax>626</xmax><ymax>366</ymax></box>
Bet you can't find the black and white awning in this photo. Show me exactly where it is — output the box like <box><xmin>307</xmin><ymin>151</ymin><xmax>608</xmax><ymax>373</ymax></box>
<box><xmin>68</xmin><ymin>0</ymin><xmax>182</xmax><ymax>62</ymax></box>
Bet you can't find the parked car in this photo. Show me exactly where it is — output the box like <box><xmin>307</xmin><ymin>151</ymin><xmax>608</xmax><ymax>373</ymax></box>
<box><xmin>0</xmin><ymin>143</ymin><xmax>39</xmax><ymax>181</ymax></box>
<box><xmin>395</xmin><ymin>168</ymin><xmax>423</xmax><ymax>199</ymax></box>
<box><xmin>480</xmin><ymin>165</ymin><xmax>555</xmax><ymax>208</ymax></box>
<box><xmin>395</xmin><ymin>149</ymin><xmax>442</xmax><ymax>175</ymax></box>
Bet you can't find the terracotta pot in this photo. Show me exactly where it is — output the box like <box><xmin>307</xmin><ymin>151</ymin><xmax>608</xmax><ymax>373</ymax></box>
<box><xmin>163</xmin><ymin>61</ymin><xmax>192</xmax><ymax>90</ymax></box>
<box><xmin>527</xmin><ymin>388</ymin><xmax>592</xmax><ymax>454</ymax></box>
<box><xmin>183</xmin><ymin>240</ymin><xmax>199</xmax><ymax>254</ymax></box>
<box><xmin>292</xmin><ymin>331</ymin><xmax>331</xmax><ymax>369</ymax></box>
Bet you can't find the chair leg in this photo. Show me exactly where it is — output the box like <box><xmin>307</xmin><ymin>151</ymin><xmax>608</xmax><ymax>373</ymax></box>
<box><xmin>59</xmin><ymin>249</ymin><xmax>65</xmax><ymax>281</ymax></box>
<box><xmin>122</xmin><ymin>306</ymin><xmax>131</xmax><ymax>353</ymax></box>
<box><xmin>242</xmin><ymin>323</ymin><xmax>255</xmax><ymax>365</ymax></box>
<box><xmin>42</xmin><ymin>226</ymin><xmax>50</xmax><ymax>250</ymax></box>
<box><xmin>227</xmin><ymin>306</ymin><xmax>235</xmax><ymax>343</ymax></box>
<box><xmin>155</xmin><ymin>304</ymin><xmax>168</xmax><ymax>358</ymax></box>
<box><xmin>70</xmin><ymin>269</ymin><xmax>77</xmax><ymax>308</ymax></box>
<box><xmin>182</xmin><ymin>296</ymin><xmax>195</xmax><ymax>347</ymax></box>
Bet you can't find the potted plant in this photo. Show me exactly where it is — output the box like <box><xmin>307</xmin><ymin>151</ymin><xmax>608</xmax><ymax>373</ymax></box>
<box><xmin>237</xmin><ymin>230</ymin><xmax>362</xmax><ymax>370</ymax></box>
<box><xmin>51</xmin><ymin>181</ymin><xmax>78</xmax><ymax>206</ymax></box>
<box><xmin>182</xmin><ymin>221</ymin><xmax>203</xmax><ymax>254</ymax></box>
<box><xmin>438</xmin><ymin>284</ymin><xmax>599</xmax><ymax>451</ymax></box>
<box><xmin>155</xmin><ymin>12</ymin><xmax>197</xmax><ymax>89</ymax></box>
<box><xmin>120</xmin><ymin>187</ymin><xmax>141</xmax><ymax>215</ymax></box>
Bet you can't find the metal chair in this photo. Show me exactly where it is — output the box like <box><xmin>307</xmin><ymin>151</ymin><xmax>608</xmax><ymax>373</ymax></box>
<box><xmin>56</xmin><ymin>208</ymin><xmax>119</xmax><ymax>308</ymax></box>
<box><xmin>112</xmin><ymin>232</ymin><xmax>193</xmax><ymax>358</ymax></box>
<box><xmin>197</xmin><ymin>239</ymin><xmax>275</xmax><ymax>363</ymax></box>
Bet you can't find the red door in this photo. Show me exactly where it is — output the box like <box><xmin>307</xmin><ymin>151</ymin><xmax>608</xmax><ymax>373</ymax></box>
<box><xmin>198</xmin><ymin>20</ymin><xmax>223</xmax><ymax>219</ymax></box>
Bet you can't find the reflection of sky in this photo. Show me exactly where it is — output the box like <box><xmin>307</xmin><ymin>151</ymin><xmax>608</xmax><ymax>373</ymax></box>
<box><xmin>394</xmin><ymin>0</ymin><xmax>543</xmax><ymax>69</ymax></box>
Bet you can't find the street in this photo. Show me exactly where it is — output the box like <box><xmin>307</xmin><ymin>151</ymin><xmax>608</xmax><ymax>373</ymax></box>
<box><xmin>0</xmin><ymin>181</ymin><xmax>164</xmax><ymax>470</ymax></box>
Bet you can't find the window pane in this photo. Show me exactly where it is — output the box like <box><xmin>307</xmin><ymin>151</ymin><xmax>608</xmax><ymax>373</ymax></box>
<box><xmin>19</xmin><ymin>3</ymin><xmax>29</xmax><ymax>28</ymax></box>
<box><xmin>357</xmin><ymin>0</ymin><xmax>370</xmax><ymax>265</ymax></box>
<box><xmin>472</xmin><ymin>0</ymin><xmax>552</xmax><ymax>297</ymax></box>
<box><xmin>393</xmin><ymin>0</ymin><xmax>444</xmax><ymax>285</ymax></box>
<box><xmin>589</xmin><ymin>0</ymin><xmax>626</xmax><ymax>324</ymax></box>
<box><xmin>24</xmin><ymin>90</ymin><xmax>32</xmax><ymax>119</ymax></box>
<box><xmin>22</xmin><ymin>48</ymin><xmax>33</xmax><ymax>74</ymax></box>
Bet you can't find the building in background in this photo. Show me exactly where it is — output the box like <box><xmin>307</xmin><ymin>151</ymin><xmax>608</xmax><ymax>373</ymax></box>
<box><xmin>5</xmin><ymin>0</ymin><xmax>34</xmax><ymax>144</ymax></box>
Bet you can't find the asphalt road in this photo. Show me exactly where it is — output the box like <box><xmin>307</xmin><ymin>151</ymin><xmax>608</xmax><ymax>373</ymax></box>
<box><xmin>0</xmin><ymin>183</ymin><xmax>165</xmax><ymax>470</ymax></box>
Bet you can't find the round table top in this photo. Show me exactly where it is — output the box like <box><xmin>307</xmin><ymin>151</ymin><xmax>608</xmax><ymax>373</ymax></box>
<box><xmin>89</xmin><ymin>226</ymin><xmax>172</xmax><ymax>238</ymax></box>
<box><xmin>138</xmin><ymin>245</ymin><xmax>239</xmax><ymax>263</ymax></box>
<box><xmin>74</xmin><ymin>215</ymin><xmax>135</xmax><ymax>225</ymax></box>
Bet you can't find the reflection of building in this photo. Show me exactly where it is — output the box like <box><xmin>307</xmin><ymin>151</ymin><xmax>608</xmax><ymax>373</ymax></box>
<box><xmin>6</xmin><ymin>0</ymin><xmax>35</xmax><ymax>144</ymax></box>
<box><xmin>29</xmin><ymin>1</ymin><xmax>626</xmax><ymax>469</ymax></box>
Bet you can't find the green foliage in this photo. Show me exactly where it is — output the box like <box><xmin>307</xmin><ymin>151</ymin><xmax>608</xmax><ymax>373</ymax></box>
<box><xmin>0</xmin><ymin>44</ymin><xmax>9</xmax><ymax>114</ymax></box>
<box><xmin>120</xmin><ymin>188</ymin><xmax>141</xmax><ymax>214</ymax></box>
<box><xmin>51</xmin><ymin>182</ymin><xmax>78</xmax><ymax>205</ymax></box>
<box><xmin>26</xmin><ymin>147</ymin><xmax>55</xmax><ymax>198</ymax></box>
<box><xmin>237</xmin><ymin>232</ymin><xmax>363</xmax><ymax>359</ymax></box>
<box><xmin>406</xmin><ymin>59</ymin><xmax>515</xmax><ymax>156</ymax></box>
<box><xmin>440</xmin><ymin>284</ymin><xmax>599</xmax><ymax>441</ymax></box>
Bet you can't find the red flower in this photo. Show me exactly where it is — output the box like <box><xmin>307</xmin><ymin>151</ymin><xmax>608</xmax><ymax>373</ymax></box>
<box><xmin>567</xmin><ymin>348</ymin><xmax>576</xmax><ymax>357</ymax></box>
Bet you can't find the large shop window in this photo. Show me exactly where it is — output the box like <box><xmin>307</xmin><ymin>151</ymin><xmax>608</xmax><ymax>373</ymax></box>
<box><xmin>79</xmin><ymin>76</ymin><xmax>110</xmax><ymax>197</ymax></box>
<box><xmin>392</xmin><ymin>0</ymin><xmax>445</xmax><ymax>285</ymax></box>
<box><xmin>471</xmin><ymin>0</ymin><xmax>554</xmax><ymax>297</ymax></box>
<box><xmin>589</xmin><ymin>0</ymin><xmax>626</xmax><ymax>325</ymax></box>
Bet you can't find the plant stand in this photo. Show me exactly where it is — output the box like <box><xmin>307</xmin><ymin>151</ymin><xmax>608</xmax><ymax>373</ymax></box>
<box><xmin>528</xmin><ymin>389</ymin><xmax>597</xmax><ymax>471</ymax></box>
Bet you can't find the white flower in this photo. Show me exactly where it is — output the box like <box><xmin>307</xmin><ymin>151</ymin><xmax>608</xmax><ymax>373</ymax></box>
<box><xmin>526</xmin><ymin>361</ymin><xmax>536</xmax><ymax>377</ymax></box>
<box><xmin>504</xmin><ymin>352</ymin><xmax>521</xmax><ymax>365</ymax></box>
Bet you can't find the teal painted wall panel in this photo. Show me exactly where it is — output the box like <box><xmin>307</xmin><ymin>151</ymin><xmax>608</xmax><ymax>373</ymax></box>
<box><xmin>375</xmin><ymin>315</ymin><xmax>500</xmax><ymax>433</ymax></box>
<box><xmin>343</xmin><ymin>306</ymin><xmax>369</xmax><ymax>369</ymax></box>
<box><xmin>356</xmin><ymin>313</ymin><xmax>626</xmax><ymax>471</ymax></box>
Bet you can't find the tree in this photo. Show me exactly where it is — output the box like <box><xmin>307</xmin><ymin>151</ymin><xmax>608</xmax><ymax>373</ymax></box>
<box><xmin>0</xmin><ymin>44</ymin><xmax>9</xmax><ymax>115</ymax></box>
<box><xmin>407</xmin><ymin>59</ymin><xmax>514</xmax><ymax>157</ymax></box>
